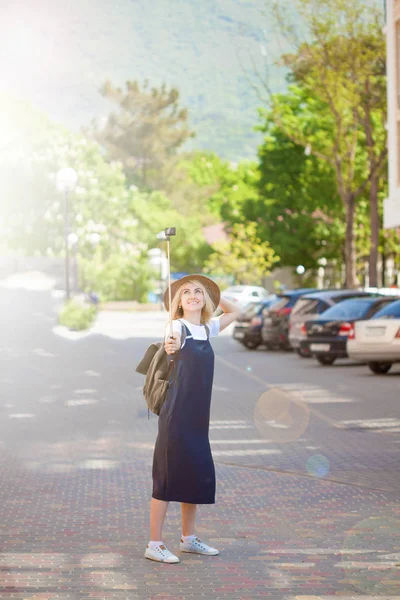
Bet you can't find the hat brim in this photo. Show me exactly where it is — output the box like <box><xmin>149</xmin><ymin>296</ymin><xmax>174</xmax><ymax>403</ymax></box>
<box><xmin>163</xmin><ymin>274</ymin><xmax>221</xmax><ymax>312</ymax></box>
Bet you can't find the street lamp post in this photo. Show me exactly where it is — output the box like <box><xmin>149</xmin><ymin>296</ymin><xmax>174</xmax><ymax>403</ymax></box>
<box><xmin>56</xmin><ymin>168</ymin><xmax>78</xmax><ymax>300</ymax></box>
<box><xmin>68</xmin><ymin>233</ymin><xmax>79</xmax><ymax>293</ymax></box>
<box><xmin>296</xmin><ymin>264</ymin><xmax>305</xmax><ymax>286</ymax></box>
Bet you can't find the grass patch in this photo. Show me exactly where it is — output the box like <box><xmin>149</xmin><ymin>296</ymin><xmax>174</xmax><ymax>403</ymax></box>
<box><xmin>59</xmin><ymin>299</ymin><xmax>97</xmax><ymax>331</ymax></box>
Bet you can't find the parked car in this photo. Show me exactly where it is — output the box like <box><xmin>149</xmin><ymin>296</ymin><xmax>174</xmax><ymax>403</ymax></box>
<box><xmin>347</xmin><ymin>299</ymin><xmax>400</xmax><ymax>374</ymax></box>
<box><xmin>289</xmin><ymin>290</ymin><xmax>375</xmax><ymax>357</ymax></box>
<box><xmin>223</xmin><ymin>285</ymin><xmax>269</xmax><ymax>310</ymax></box>
<box><xmin>261</xmin><ymin>289</ymin><xmax>320</xmax><ymax>350</ymax></box>
<box><xmin>233</xmin><ymin>296</ymin><xmax>278</xmax><ymax>349</ymax></box>
<box><xmin>300</xmin><ymin>296</ymin><xmax>396</xmax><ymax>365</ymax></box>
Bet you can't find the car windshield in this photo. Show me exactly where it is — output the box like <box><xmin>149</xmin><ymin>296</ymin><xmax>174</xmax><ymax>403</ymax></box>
<box><xmin>372</xmin><ymin>299</ymin><xmax>400</xmax><ymax>319</ymax></box>
<box><xmin>261</xmin><ymin>297</ymin><xmax>280</xmax><ymax>316</ymax></box>
<box><xmin>292</xmin><ymin>298</ymin><xmax>320</xmax><ymax>316</ymax></box>
<box><xmin>321</xmin><ymin>298</ymin><xmax>374</xmax><ymax>320</ymax></box>
<box><xmin>241</xmin><ymin>303</ymin><xmax>262</xmax><ymax>318</ymax></box>
<box><xmin>225</xmin><ymin>286</ymin><xmax>245</xmax><ymax>294</ymax></box>
<box><xmin>270</xmin><ymin>295</ymin><xmax>290</xmax><ymax>311</ymax></box>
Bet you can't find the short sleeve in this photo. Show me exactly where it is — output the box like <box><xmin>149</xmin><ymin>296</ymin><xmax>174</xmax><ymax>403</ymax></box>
<box><xmin>164</xmin><ymin>320</ymin><xmax>182</xmax><ymax>341</ymax></box>
<box><xmin>208</xmin><ymin>317</ymin><xmax>220</xmax><ymax>338</ymax></box>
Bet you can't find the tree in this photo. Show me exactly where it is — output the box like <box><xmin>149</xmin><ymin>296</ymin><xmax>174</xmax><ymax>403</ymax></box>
<box><xmin>89</xmin><ymin>80</ymin><xmax>195</xmax><ymax>189</ymax></box>
<box><xmin>204</xmin><ymin>222</ymin><xmax>279</xmax><ymax>284</ymax></box>
<box><xmin>0</xmin><ymin>94</ymin><xmax>59</xmax><ymax>255</ymax></box>
<box><xmin>258</xmin><ymin>0</ymin><xmax>386</xmax><ymax>287</ymax></box>
<box><xmin>255</xmin><ymin>92</ymin><xmax>345</xmax><ymax>269</ymax></box>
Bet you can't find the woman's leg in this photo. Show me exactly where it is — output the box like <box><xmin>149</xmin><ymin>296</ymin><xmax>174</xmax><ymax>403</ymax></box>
<box><xmin>150</xmin><ymin>498</ymin><xmax>169</xmax><ymax>540</ymax></box>
<box><xmin>180</xmin><ymin>502</ymin><xmax>197</xmax><ymax>536</ymax></box>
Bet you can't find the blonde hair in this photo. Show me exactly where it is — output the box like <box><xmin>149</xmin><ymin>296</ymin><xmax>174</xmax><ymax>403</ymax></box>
<box><xmin>170</xmin><ymin>279</ymin><xmax>214</xmax><ymax>324</ymax></box>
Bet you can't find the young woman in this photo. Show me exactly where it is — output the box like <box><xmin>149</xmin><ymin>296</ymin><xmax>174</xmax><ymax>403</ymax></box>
<box><xmin>145</xmin><ymin>275</ymin><xmax>240</xmax><ymax>563</ymax></box>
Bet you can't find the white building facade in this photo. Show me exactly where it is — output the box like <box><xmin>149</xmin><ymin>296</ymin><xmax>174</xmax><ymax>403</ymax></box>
<box><xmin>384</xmin><ymin>0</ymin><xmax>400</xmax><ymax>227</ymax></box>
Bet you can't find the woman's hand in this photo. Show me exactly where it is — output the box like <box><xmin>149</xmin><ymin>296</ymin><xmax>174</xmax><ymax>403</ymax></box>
<box><xmin>164</xmin><ymin>335</ymin><xmax>180</xmax><ymax>355</ymax></box>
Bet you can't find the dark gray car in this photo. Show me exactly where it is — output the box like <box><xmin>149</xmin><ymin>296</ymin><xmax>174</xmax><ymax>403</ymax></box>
<box><xmin>289</xmin><ymin>290</ymin><xmax>375</xmax><ymax>357</ymax></box>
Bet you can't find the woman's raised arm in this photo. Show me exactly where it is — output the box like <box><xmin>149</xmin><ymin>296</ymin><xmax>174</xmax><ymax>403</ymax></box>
<box><xmin>217</xmin><ymin>297</ymin><xmax>241</xmax><ymax>332</ymax></box>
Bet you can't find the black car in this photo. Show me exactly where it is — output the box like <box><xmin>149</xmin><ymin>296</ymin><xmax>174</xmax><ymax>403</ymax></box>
<box><xmin>233</xmin><ymin>296</ymin><xmax>278</xmax><ymax>349</ymax></box>
<box><xmin>300</xmin><ymin>296</ymin><xmax>395</xmax><ymax>365</ymax></box>
<box><xmin>289</xmin><ymin>290</ymin><xmax>375</xmax><ymax>357</ymax></box>
<box><xmin>261</xmin><ymin>289</ymin><xmax>319</xmax><ymax>350</ymax></box>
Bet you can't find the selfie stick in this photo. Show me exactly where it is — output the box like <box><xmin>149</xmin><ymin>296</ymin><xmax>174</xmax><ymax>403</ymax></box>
<box><xmin>164</xmin><ymin>227</ymin><xmax>176</xmax><ymax>338</ymax></box>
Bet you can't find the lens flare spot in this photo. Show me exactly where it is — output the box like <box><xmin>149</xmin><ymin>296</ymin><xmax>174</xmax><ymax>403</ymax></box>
<box><xmin>254</xmin><ymin>388</ymin><xmax>310</xmax><ymax>443</ymax></box>
<box><xmin>306</xmin><ymin>454</ymin><xmax>330</xmax><ymax>478</ymax></box>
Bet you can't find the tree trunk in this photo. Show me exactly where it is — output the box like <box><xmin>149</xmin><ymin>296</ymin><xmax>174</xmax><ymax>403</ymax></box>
<box><xmin>344</xmin><ymin>195</ymin><xmax>358</xmax><ymax>288</ymax></box>
<box><xmin>368</xmin><ymin>174</ymin><xmax>379</xmax><ymax>287</ymax></box>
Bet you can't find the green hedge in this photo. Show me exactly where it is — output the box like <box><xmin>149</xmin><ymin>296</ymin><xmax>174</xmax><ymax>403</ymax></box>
<box><xmin>59</xmin><ymin>300</ymin><xmax>97</xmax><ymax>331</ymax></box>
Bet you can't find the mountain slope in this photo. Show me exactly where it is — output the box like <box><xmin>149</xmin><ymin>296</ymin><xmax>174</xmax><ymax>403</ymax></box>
<box><xmin>1</xmin><ymin>0</ymin><xmax>284</xmax><ymax>159</ymax></box>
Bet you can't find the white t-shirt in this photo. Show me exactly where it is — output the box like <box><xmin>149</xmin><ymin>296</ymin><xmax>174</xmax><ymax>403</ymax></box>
<box><xmin>165</xmin><ymin>318</ymin><xmax>220</xmax><ymax>348</ymax></box>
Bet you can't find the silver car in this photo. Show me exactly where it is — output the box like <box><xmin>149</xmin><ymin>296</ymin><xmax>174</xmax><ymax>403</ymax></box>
<box><xmin>222</xmin><ymin>285</ymin><xmax>269</xmax><ymax>310</ymax></box>
<box><xmin>347</xmin><ymin>299</ymin><xmax>400</xmax><ymax>374</ymax></box>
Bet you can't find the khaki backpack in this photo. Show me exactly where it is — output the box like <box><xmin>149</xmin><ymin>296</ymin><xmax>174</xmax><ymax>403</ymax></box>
<box><xmin>135</xmin><ymin>320</ymin><xmax>209</xmax><ymax>417</ymax></box>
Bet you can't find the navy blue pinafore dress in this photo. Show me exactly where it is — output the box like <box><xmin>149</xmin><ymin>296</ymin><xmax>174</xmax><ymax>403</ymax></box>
<box><xmin>152</xmin><ymin>323</ymin><xmax>216</xmax><ymax>504</ymax></box>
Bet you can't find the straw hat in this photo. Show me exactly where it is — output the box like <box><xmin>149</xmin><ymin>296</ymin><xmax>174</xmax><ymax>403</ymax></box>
<box><xmin>163</xmin><ymin>274</ymin><xmax>221</xmax><ymax>311</ymax></box>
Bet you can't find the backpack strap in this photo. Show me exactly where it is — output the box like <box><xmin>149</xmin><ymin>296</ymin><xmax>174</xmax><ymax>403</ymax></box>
<box><xmin>177</xmin><ymin>319</ymin><xmax>188</xmax><ymax>348</ymax></box>
<box><xmin>177</xmin><ymin>319</ymin><xmax>210</xmax><ymax>343</ymax></box>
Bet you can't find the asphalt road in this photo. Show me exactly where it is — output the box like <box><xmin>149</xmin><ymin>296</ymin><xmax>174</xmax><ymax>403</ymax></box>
<box><xmin>0</xmin><ymin>285</ymin><xmax>399</xmax><ymax>599</ymax></box>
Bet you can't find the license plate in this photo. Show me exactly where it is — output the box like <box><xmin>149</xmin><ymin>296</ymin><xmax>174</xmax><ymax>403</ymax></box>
<box><xmin>366</xmin><ymin>327</ymin><xmax>386</xmax><ymax>337</ymax></box>
<box><xmin>235</xmin><ymin>332</ymin><xmax>245</xmax><ymax>339</ymax></box>
<box><xmin>310</xmin><ymin>343</ymin><xmax>330</xmax><ymax>352</ymax></box>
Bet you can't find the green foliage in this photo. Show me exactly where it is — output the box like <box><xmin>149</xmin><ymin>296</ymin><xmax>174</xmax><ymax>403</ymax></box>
<box><xmin>264</xmin><ymin>0</ymin><xmax>386</xmax><ymax>287</ymax></box>
<box><xmin>204</xmin><ymin>222</ymin><xmax>279</xmax><ymax>284</ymax></box>
<box><xmin>79</xmin><ymin>251</ymin><xmax>152</xmax><ymax>302</ymax></box>
<box><xmin>1</xmin><ymin>119</ymin><xmax>214</xmax><ymax>294</ymax></box>
<box><xmin>90</xmin><ymin>80</ymin><xmax>194</xmax><ymax>189</ymax></box>
<box><xmin>59</xmin><ymin>300</ymin><xmax>97</xmax><ymax>331</ymax></box>
<box><xmin>255</xmin><ymin>91</ymin><xmax>344</xmax><ymax>269</ymax></box>
<box><xmin>0</xmin><ymin>95</ymin><xmax>62</xmax><ymax>255</ymax></box>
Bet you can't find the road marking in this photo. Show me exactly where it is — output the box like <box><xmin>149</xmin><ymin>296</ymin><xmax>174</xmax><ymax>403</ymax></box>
<box><xmin>210</xmin><ymin>439</ymin><xmax>273</xmax><ymax>444</ymax></box>
<box><xmin>32</xmin><ymin>348</ymin><xmax>57</xmax><ymax>358</ymax></box>
<box><xmin>261</xmin><ymin>548</ymin><xmax>376</xmax><ymax>555</ymax></box>
<box><xmin>212</xmin><ymin>449</ymin><xmax>281</xmax><ymax>456</ymax></box>
<box><xmin>209</xmin><ymin>425</ymin><xmax>253</xmax><ymax>429</ymax></box>
<box><xmin>9</xmin><ymin>413</ymin><xmax>36</xmax><ymax>419</ymax></box>
<box><xmin>79</xmin><ymin>459</ymin><xmax>119</xmax><ymax>470</ymax></box>
<box><xmin>215</xmin><ymin>355</ymin><xmax>348</xmax><ymax>430</ymax></box>
<box><xmin>340</xmin><ymin>417</ymin><xmax>400</xmax><ymax>433</ymax></box>
<box><xmin>210</xmin><ymin>420</ymin><xmax>248</xmax><ymax>424</ymax></box>
<box><xmin>65</xmin><ymin>399</ymin><xmax>98</xmax><ymax>407</ymax></box>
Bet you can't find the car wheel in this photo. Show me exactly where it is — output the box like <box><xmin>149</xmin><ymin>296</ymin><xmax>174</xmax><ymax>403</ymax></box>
<box><xmin>317</xmin><ymin>355</ymin><xmax>336</xmax><ymax>366</ymax></box>
<box><xmin>368</xmin><ymin>362</ymin><xmax>392</xmax><ymax>375</ymax></box>
<box><xmin>243</xmin><ymin>340</ymin><xmax>260</xmax><ymax>350</ymax></box>
<box><xmin>296</xmin><ymin>348</ymin><xmax>311</xmax><ymax>358</ymax></box>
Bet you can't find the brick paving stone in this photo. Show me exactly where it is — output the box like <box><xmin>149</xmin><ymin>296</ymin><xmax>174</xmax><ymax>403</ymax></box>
<box><xmin>1</xmin><ymin>293</ymin><xmax>400</xmax><ymax>599</ymax></box>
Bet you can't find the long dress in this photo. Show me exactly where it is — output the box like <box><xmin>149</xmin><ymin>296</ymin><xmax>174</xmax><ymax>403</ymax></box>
<box><xmin>152</xmin><ymin>322</ymin><xmax>216</xmax><ymax>504</ymax></box>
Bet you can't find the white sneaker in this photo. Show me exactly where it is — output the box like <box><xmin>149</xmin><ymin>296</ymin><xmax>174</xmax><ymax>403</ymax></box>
<box><xmin>180</xmin><ymin>536</ymin><xmax>219</xmax><ymax>556</ymax></box>
<box><xmin>145</xmin><ymin>543</ymin><xmax>180</xmax><ymax>563</ymax></box>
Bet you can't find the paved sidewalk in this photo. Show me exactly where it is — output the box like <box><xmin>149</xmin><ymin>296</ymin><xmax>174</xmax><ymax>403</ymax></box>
<box><xmin>0</xmin><ymin>441</ymin><xmax>399</xmax><ymax>599</ymax></box>
<box><xmin>0</xmin><ymin>294</ymin><xmax>399</xmax><ymax>599</ymax></box>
